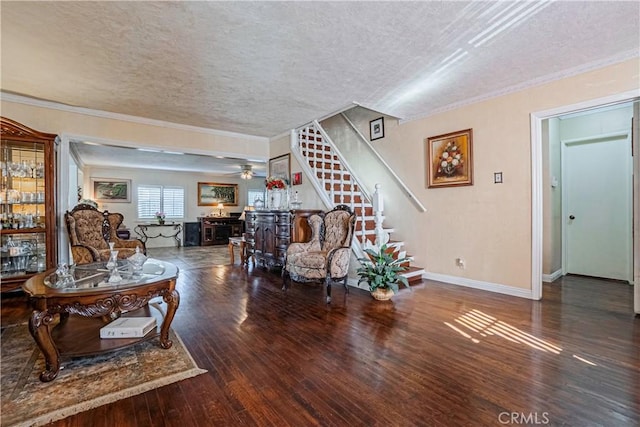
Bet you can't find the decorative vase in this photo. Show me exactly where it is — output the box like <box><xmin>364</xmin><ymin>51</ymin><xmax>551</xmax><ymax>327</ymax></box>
<box><xmin>158</xmin><ymin>219</ymin><xmax>165</xmax><ymax>225</ymax></box>
<box><xmin>268</xmin><ymin>189</ymin><xmax>287</xmax><ymax>210</ymax></box>
<box><xmin>254</xmin><ymin>197</ymin><xmax>265</xmax><ymax>210</ymax></box>
<box><xmin>107</xmin><ymin>250</ymin><xmax>122</xmax><ymax>283</ymax></box>
<box><xmin>371</xmin><ymin>287</ymin><xmax>394</xmax><ymax>301</ymax></box>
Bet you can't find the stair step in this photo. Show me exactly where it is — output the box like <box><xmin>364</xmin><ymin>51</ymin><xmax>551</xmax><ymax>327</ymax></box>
<box><xmin>402</xmin><ymin>266</ymin><xmax>425</xmax><ymax>284</ymax></box>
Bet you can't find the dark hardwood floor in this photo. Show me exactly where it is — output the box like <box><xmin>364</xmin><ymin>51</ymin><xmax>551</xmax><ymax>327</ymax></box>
<box><xmin>2</xmin><ymin>247</ymin><xmax>638</xmax><ymax>426</ymax></box>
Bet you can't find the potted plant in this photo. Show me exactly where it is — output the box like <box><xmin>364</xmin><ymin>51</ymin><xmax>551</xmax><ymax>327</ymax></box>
<box><xmin>356</xmin><ymin>243</ymin><xmax>411</xmax><ymax>301</ymax></box>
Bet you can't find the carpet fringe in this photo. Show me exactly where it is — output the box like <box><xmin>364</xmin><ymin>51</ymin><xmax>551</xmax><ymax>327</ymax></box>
<box><xmin>11</xmin><ymin>367</ymin><xmax>207</xmax><ymax>427</ymax></box>
<box><xmin>3</xmin><ymin>329</ymin><xmax>207</xmax><ymax>427</ymax></box>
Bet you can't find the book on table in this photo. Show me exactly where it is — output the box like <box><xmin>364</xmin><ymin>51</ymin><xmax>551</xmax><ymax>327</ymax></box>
<box><xmin>100</xmin><ymin>317</ymin><xmax>157</xmax><ymax>339</ymax></box>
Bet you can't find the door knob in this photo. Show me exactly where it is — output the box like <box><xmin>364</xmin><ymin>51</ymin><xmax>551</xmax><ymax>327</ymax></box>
<box><xmin>569</xmin><ymin>215</ymin><xmax>575</xmax><ymax>220</ymax></box>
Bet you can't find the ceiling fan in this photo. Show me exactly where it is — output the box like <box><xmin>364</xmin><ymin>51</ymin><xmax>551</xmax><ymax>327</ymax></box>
<box><xmin>240</xmin><ymin>165</ymin><xmax>254</xmax><ymax>180</ymax></box>
<box><xmin>222</xmin><ymin>162</ymin><xmax>268</xmax><ymax>179</ymax></box>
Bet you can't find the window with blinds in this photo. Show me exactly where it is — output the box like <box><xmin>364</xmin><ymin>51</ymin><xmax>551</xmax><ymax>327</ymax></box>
<box><xmin>137</xmin><ymin>185</ymin><xmax>184</xmax><ymax>219</ymax></box>
<box><xmin>247</xmin><ymin>189</ymin><xmax>265</xmax><ymax>207</ymax></box>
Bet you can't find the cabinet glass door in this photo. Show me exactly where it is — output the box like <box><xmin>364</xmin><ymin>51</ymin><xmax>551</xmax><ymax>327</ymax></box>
<box><xmin>1</xmin><ymin>118</ymin><xmax>56</xmax><ymax>291</ymax></box>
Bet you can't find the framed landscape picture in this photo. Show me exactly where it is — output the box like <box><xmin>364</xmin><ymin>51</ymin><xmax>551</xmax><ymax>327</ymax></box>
<box><xmin>426</xmin><ymin>129</ymin><xmax>473</xmax><ymax>188</ymax></box>
<box><xmin>91</xmin><ymin>178</ymin><xmax>131</xmax><ymax>203</ymax></box>
<box><xmin>198</xmin><ymin>182</ymin><xmax>238</xmax><ymax>206</ymax></box>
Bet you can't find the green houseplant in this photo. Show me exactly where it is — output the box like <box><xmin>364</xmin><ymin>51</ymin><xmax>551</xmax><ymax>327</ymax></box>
<box><xmin>356</xmin><ymin>243</ymin><xmax>411</xmax><ymax>300</ymax></box>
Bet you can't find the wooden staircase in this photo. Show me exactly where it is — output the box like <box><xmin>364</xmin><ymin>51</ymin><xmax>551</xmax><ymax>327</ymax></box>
<box><xmin>293</xmin><ymin>123</ymin><xmax>424</xmax><ymax>285</ymax></box>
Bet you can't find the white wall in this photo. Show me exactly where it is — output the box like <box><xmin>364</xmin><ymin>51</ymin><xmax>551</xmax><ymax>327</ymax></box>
<box><xmin>269</xmin><ymin>134</ymin><xmax>325</xmax><ymax>211</ymax></box>
<box><xmin>347</xmin><ymin>59</ymin><xmax>639</xmax><ymax>293</ymax></box>
<box><xmin>543</xmin><ymin>117</ymin><xmax>562</xmax><ymax>278</ymax></box>
<box><xmin>81</xmin><ymin>165</ymin><xmax>264</xmax><ymax>248</ymax></box>
<box><xmin>1</xmin><ymin>96</ymin><xmax>270</xmax><ymax>253</ymax></box>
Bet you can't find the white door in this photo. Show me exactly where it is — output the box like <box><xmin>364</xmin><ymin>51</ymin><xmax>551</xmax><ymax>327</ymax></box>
<box><xmin>565</xmin><ymin>135</ymin><xmax>632</xmax><ymax>281</ymax></box>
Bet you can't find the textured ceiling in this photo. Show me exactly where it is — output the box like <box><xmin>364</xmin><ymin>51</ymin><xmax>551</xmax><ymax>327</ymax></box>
<box><xmin>2</xmin><ymin>1</ymin><xmax>639</xmax><ymax>171</ymax></box>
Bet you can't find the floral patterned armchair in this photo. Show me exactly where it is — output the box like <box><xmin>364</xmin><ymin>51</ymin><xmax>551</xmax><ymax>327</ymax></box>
<box><xmin>282</xmin><ymin>205</ymin><xmax>356</xmax><ymax>303</ymax></box>
<box><xmin>64</xmin><ymin>203</ymin><xmax>146</xmax><ymax>264</ymax></box>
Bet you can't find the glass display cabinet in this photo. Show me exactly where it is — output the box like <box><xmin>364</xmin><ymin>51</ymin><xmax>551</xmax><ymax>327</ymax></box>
<box><xmin>1</xmin><ymin>117</ymin><xmax>57</xmax><ymax>292</ymax></box>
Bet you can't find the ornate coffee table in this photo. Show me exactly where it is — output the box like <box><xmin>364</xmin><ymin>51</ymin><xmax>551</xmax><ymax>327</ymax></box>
<box><xmin>22</xmin><ymin>258</ymin><xmax>179</xmax><ymax>382</ymax></box>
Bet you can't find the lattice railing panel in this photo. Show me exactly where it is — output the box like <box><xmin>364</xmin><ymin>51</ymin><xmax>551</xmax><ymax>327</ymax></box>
<box><xmin>295</xmin><ymin>124</ymin><xmax>376</xmax><ymax>245</ymax></box>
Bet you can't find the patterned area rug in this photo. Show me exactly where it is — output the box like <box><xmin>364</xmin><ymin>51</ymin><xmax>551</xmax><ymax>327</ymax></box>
<box><xmin>1</xmin><ymin>323</ymin><xmax>206</xmax><ymax>427</ymax></box>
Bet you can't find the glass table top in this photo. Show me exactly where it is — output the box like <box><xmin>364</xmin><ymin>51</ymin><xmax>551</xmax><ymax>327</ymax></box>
<box><xmin>43</xmin><ymin>258</ymin><xmax>177</xmax><ymax>292</ymax></box>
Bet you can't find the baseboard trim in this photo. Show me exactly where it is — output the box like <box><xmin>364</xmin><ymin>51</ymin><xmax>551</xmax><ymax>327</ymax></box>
<box><xmin>423</xmin><ymin>272</ymin><xmax>534</xmax><ymax>300</ymax></box>
<box><xmin>542</xmin><ymin>269</ymin><xmax>563</xmax><ymax>283</ymax></box>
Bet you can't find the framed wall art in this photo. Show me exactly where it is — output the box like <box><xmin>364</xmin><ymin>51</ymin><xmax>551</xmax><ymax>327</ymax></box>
<box><xmin>370</xmin><ymin>117</ymin><xmax>384</xmax><ymax>141</ymax></box>
<box><xmin>197</xmin><ymin>182</ymin><xmax>238</xmax><ymax>206</ymax></box>
<box><xmin>268</xmin><ymin>154</ymin><xmax>290</xmax><ymax>182</ymax></box>
<box><xmin>292</xmin><ymin>172</ymin><xmax>302</xmax><ymax>186</ymax></box>
<box><xmin>426</xmin><ymin>129</ymin><xmax>473</xmax><ymax>188</ymax></box>
<box><xmin>91</xmin><ymin>178</ymin><xmax>131</xmax><ymax>203</ymax></box>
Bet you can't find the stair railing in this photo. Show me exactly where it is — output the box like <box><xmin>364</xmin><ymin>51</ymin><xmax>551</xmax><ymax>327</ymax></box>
<box><xmin>291</xmin><ymin>122</ymin><xmax>381</xmax><ymax>259</ymax></box>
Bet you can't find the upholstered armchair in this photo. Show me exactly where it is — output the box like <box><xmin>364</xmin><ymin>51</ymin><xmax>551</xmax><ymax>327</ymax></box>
<box><xmin>64</xmin><ymin>204</ymin><xmax>146</xmax><ymax>264</ymax></box>
<box><xmin>282</xmin><ymin>205</ymin><xmax>356</xmax><ymax>303</ymax></box>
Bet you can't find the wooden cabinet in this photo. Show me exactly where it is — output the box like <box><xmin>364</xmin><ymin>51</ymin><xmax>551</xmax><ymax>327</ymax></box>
<box><xmin>1</xmin><ymin>118</ymin><xmax>57</xmax><ymax>292</ymax></box>
<box><xmin>199</xmin><ymin>217</ymin><xmax>243</xmax><ymax>246</ymax></box>
<box><xmin>245</xmin><ymin>210</ymin><xmax>291</xmax><ymax>269</ymax></box>
<box><xmin>245</xmin><ymin>209</ymin><xmax>322</xmax><ymax>270</ymax></box>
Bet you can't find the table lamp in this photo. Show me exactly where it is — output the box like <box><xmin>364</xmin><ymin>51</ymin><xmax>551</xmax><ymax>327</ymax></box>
<box><xmin>238</xmin><ymin>206</ymin><xmax>254</xmax><ymax>221</ymax></box>
<box><xmin>217</xmin><ymin>203</ymin><xmax>224</xmax><ymax>216</ymax></box>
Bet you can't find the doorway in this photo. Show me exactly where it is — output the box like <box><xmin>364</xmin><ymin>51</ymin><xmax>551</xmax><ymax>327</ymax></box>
<box><xmin>531</xmin><ymin>91</ymin><xmax>639</xmax><ymax>314</ymax></box>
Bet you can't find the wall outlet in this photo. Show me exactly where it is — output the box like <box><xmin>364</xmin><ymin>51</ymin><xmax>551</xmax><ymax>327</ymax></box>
<box><xmin>456</xmin><ymin>257</ymin><xmax>465</xmax><ymax>269</ymax></box>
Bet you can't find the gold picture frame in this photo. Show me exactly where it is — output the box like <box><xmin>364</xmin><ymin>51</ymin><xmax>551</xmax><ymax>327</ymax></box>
<box><xmin>197</xmin><ymin>182</ymin><xmax>238</xmax><ymax>206</ymax></box>
<box><xmin>426</xmin><ymin>129</ymin><xmax>473</xmax><ymax>188</ymax></box>
<box><xmin>91</xmin><ymin>178</ymin><xmax>131</xmax><ymax>203</ymax></box>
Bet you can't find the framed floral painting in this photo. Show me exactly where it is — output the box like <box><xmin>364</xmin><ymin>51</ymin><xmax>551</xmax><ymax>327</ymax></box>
<box><xmin>426</xmin><ymin>129</ymin><xmax>473</xmax><ymax>188</ymax></box>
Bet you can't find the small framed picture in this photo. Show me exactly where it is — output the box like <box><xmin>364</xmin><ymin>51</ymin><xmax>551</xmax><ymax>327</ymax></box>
<box><xmin>292</xmin><ymin>172</ymin><xmax>302</xmax><ymax>186</ymax></box>
<box><xmin>370</xmin><ymin>117</ymin><xmax>384</xmax><ymax>141</ymax></box>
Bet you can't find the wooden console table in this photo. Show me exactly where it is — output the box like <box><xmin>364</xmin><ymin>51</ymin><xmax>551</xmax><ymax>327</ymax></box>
<box><xmin>134</xmin><ymin>223</ymin><xmax>183</xmax><ymax>247</ymax></box>
<box><xmin>22</xmin><ymin>259</ymin><xmax>179</xmax><ymax>382</ymax></box>
<box><xmin>199</xmin><ymin>217</ymin><xmax>243</xmax><ymax>246</ymax></box>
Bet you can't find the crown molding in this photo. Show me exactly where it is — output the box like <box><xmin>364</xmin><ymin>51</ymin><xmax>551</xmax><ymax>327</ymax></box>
<box><xmin>0</xmin><ymin>92</ymin><xmax>269</xmax><ymax>143</ymax></box>
<box><xmin>400</xmin><ymin>50</ymin><xmax>640</xmax><ymax>124</ymax></box>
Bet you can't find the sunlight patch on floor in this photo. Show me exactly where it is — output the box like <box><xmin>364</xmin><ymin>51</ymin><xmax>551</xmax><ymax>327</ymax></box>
<box><xmin>445</xmin><ymin>309</ymin><xmax>563</xmax><ymax>354</ymax></box>
<box><xmin>572</xmin><ymin>354</ymin><xmax>598</xmax><ymax>366</ymax></box>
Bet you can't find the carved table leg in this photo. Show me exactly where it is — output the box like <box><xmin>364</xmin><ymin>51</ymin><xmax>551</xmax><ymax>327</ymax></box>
<box><xmin>159</xmin><ymin>289</ymin><xmax>180</xmax><ymax>349</ymax></box>
<box><xmin>228</xmin><ymin>241</ymin><xmax>235</xmax><ymax>264</ymax></box>
<box><xmin>174</xmin><ymin>224</ymin><xmax>183</xmax><ymax>247</ymax></box>
<box><xmin>29</xmin><ymin>310</ymin><xmax>61</xmax><ymax>382</ymax></box>
<box><xmin>240</xmin><ymin>241</ymin><xmax>247</xmax><ymax>265</ymax></box>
